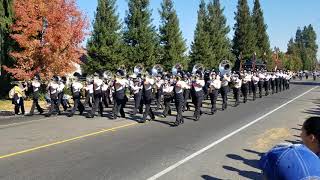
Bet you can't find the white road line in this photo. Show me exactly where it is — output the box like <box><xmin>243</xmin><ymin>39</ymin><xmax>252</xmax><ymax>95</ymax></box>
<box><xmin>147</xmin><ymin>86</ymin><xmax>317</xmax><ymax>180</ymax></box>
<box><xmin>0</xmin><ymin>117</ymin><xmax>55</xmax><ymax>128</ymax></box>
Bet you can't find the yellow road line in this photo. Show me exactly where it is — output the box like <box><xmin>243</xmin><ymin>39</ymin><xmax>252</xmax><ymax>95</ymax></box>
<box><xmin>0</xmin><ymin>122</ymin><xmax>138</xmax><ymax>160</ymax></box>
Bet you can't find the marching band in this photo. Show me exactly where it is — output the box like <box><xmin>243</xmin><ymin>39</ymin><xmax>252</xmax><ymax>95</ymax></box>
<box><xmin>14</xmin><ymin>61</ymin><xmax>295</xmax><ymax>127</ymax></box>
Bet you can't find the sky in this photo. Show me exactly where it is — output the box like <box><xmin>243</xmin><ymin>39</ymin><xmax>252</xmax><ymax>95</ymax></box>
<box><xmin>76</xmin><ymin>0</ymin><xmax>320</xmax><ymax>59</ymax></box>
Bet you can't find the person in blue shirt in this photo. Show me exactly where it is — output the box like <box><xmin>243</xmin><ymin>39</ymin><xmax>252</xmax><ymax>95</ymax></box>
<box><xmin>260</xmin><ymin>117</ymin><xmax>320</xmax><ymax>180</ymax></box>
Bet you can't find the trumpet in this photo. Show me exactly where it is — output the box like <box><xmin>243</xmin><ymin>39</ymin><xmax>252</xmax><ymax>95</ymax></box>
<box><xmin>192</xmin><ymin>63</ymin><xmax>204</xmax><ymax>75</ymax></box>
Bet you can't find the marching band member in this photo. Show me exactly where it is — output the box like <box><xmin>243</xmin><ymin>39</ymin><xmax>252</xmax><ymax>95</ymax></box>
<box><xmin>57</xmin><ymin>77</ymin><xmax>68</xmax><ymax>111</ymax></box>
<box><xmin>130</xmin><ymin>74</ymin><xmax>143</xmax><ymax>115</ymax></box>
<box><xmin>102</xmin><ymin>80</ymin><xmax>109</xmax><ymax>109</ymax></box>
<box><xmin>209</xmin><ymin>71</ymin><xmax>221</xmax><ymax>115</ymax></box>
<box><xmin>220</xmin><ymin>73</ymin><xmax>231</xmax><ymax>111</ymax></box>
<box><xmin>141</xmin><ymin>72</ymin><xmax>156</xmax><ymax>123</ymax></box>
<box><xmin>83</xmin><ymin>77</ymin><xmax>94</xmax><ymax>108</ymax></box>
<box><xmin>28</xmin><ymin>74</ymin><xmax>44</xmax><ymax>115</ymax></box>
<box><xmin>232</xmin><ymin>73</ymin><xmax>242</xmax><ymax>107</ymax></box>
<box><xmin>162</xmin><ymin>75</ymin><xmax>174</xmax><ymax>118</ymax></box>
<box><xmin>46</xmin><ymin>76</ymin><xmax>60</xmax><ymax>117</ymax></box>
<box><xmin>112</xmin><ymin>70</ymin><xmax>127</xmax><ymax>119</ymax></box>
<box><xmin>87</xmin><ymin>72</ymin><xmax>103</xmax><ymax>118</ymax></box>
<box><xmin>264</xmin><ymin>71</ymin><xmax>271</xmax><ymax>96</ymax></box>
<box><xmin>252</xmin><ymin>72</ymin><xmax>259</xmax><ymax>101</ymax></box>
<box><xmin>192</xmin><ymin>70</ymin><xmax>205</xmax><ymax>121</ymax></box>
<box><xmin>68</xmin><ymin>73</ymin><xmax>85</xmax><ymax>117</ymax></box>
<box><xmin>173</xmin><ymin>72</ymin><xmax>186</xmax><ymax>126</ymax></box>
<box><xmin>154</xmin><ymin>74</ymin><xmax>164</xmax><ymax>110</ymax></box>
<box><xmin>241</xmin><ymin>71</ymin><xmax>251</xmax><ymax>103</ymax></box>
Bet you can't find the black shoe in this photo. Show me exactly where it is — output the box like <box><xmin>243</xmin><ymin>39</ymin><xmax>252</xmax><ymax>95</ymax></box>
<box><xmin>79</xmin><ymin>111</ymin><xmax>84</xmax><ymax>115</ymax></box>
<box><xmin>151</xmin><ymin>117</ymin><xmax>155</xmax><ymax>121</ymax></box>
<box><xmin>194</xmin><ymin>117</ymin><xmax>200</xmax><ymax>121</ymax></box>
<box><xmin>86</xmin><ymin>114</ymin><xmax>94</xmax><ymax>118</ymax></box>
<box><xmin>140</xmin><ymin>120</ymin><xmax>146</xmax><ymax>123</ymax></box>
<box><xmin>174</xmin><ymin>121</ymin><xmax>180</xmax><ymax>126</ymax></box>
<box><xmin>180</xmin><ymin>119</ymin><xmax>184</xmax><ymax>124</ymax></box>
<box><xmin>67</xmin><ymin>114</ymin><xmax>73</xmax><ymax>117</ymax></box>
<box><xmin>25</xmin><ymin>113</ymin><xmax>33</xmax><ymax>116</ymax></box>
<box><xmin>45</xmin><ymin>114</ymin><xmax>51</xmax><ymax>117</ymax></box>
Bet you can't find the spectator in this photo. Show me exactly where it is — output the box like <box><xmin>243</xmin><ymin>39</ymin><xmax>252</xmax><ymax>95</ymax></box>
<box><xmin>260</xmin><ymin>117</ymin><xmax>320</xmax><ymax>180</ymax></box>
<box><xmin>9</xmin><ymin>82</ymin><xmax>27</xmax><ymax>115</ymax></box>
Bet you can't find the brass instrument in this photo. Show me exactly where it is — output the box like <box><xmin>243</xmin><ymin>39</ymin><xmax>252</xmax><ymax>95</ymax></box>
<box><xmin>172</xmin><ymin>63</ymin><xmax>183</xmax><ymax>76</ymax></box>
<box><xmin>192</xmin><ymin>63</ymin><xmax>204</xmax><ymax>75</ymax></box>
<box><xmin>219</xmin><ymin>60</ymin><xmax>232</xmax><ymax>76</ymax></box>
<box><xmin>152</xmin><ymin>64</ymin><xmax>163</xmax><ymax>77</ymax></box>
<box><xmin>134</xmin><ymin>64</ymin><xmax>144</xmax><ymax>76</ymax></box>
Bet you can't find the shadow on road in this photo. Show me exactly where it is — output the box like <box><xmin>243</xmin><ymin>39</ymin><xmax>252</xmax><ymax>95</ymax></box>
<box><xmin>201</xmin><ymin>175</ymin><xmax>224</xmax><ymax>180</ymax></box>
<box><xmin>221</xmin><ymin>149</ymin><xmax>263</xmax><ymax>179</ymax></box>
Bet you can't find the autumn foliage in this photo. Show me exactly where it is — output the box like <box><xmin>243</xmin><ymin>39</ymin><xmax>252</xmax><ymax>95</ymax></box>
<box><xmin>3</xmin><ymin>0</ymin><xmax>88</xmax><ymax>80</ymax></box>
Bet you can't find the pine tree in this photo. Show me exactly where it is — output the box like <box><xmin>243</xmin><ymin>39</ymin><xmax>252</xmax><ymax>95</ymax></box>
<box><xmin>252</xmin><ymin>0</ymin><xmax>270</xmax><ymax>58</ymax></box>
<box><xmin>0</xmin><ymin>0</ymin><xmax>14</xmax><ymax>75</ymax></box>
<box><xmin>190</xmin><ymin>0</ymin><xmax>212</xmax><ymax>70</ymax></box>
<box><xmin>232</xmin><ymin>0</ymin><xmax>256</xmax><ymax>60</ymax></box>
<box><xmin>207</xmin><ymin>0</ymin><xmax>233</xmax><ymax>68</ymax></box>
<box><xmin>302</xmin><ymin>25</ymin><xmax>318</xmax><ymax>70</ymax></box>
<box><xmin>158</xmin><ymin>0</ymin><xmax>187</xmax><ymax>71</ymax></box>
<box><xmin>123</xmin><ymin>0</ymin><xmax>158</xmax><ymax>70</ymax></box>
<box><xmin>84</xmin><ymin>0</ymin><xmax>123</xmax><ymax>74</ymax></box>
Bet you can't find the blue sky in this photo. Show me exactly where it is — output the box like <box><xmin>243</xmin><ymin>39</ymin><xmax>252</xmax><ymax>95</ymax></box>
<box><xmin>77</xmin><ymin>0</ymin><xmax>320</xmax><ymax>58</ymax></box>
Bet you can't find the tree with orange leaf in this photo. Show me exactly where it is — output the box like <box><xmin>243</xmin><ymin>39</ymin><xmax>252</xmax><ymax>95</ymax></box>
<box><xmin>3</xmin><ymin>0</ymin><xmax>88</xmax><ymax>80</ymax></box>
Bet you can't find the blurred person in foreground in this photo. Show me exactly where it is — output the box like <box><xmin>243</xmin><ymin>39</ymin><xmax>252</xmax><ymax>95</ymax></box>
<box><xmin>260</xmin><ymin>117</ymin><xmax>320</xmax><ymax>180</ymax></box>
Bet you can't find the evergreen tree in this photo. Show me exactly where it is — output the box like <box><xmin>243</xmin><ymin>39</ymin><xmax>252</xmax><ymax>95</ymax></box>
<box><xmin>302</xmin><ymin>25</ymin><xmax>318</xmax><ymax>70</ymax></box>
<box><xmin>252</xmin><ymin>0</ymin><xmax>270</xmax><ymax>58</ymax></box>
<box><xmin>207</xmin><ymin>0</ymin><xmax>233</xmax><ymax>68</ymax></box>
<box><xmin>232</xmin><ymin>0</ymin><xmax>256</xmax><ymax>60</ymax></box>
<box><xmin>289</xmin><ymin>26</ymin><xmax>318</xmax><ymax>71</ymax></box>
<box><xmin>190</xmin><ymin>0</ymin><xmax>212</xmax><ymax>70</ymax></box>
<box><xmin>123</xmin><ymin>0</ymin><xmax>158</xmax><ymax>70</ymax></box>
<box><xmin>84</xmin><ymin>0</ymin><xmax>123</xmax><ymax>74</ymax></box>
<box><xmin>158</xmin><ymin>0</ymin><xmax>187</xmax><ymax>71</ymax></box>
<box><xmin>0</xmin><ymin>0</ymin><xmax>14</xmax><ymax>74</ymax></box>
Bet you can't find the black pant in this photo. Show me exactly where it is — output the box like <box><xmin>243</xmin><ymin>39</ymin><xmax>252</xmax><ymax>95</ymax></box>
<box><xmin>70</xmin><ymin>93</ymin><xmax>84</xmax><ymax>115</ymax></box>
<box><xmin>252</xmin><ymin>84</ymin><xmax>257</xmax><ymax>100</ymax></box>
<box><xmin>233</xmin><ymin>88</ymin><xmax>240</xmax><ymax>105</ymax></box>
<box><xmin>258</xmin><ymin>81</ymin><xmax>263</xmax><ymax>98</ymax></box>
<box><xmin>89</xmin><ymin>92</ymin><xmax>103</xmax><ymax>117</ymax></box>
<box><xmin>142</xmin><ymin>89</ymin><xmax>155</xmax><ymax>122</ymax></box>
<box><xmin>58</xmin><ymin>92</ymin><xmax>67</xmax><ymax>111</ymax></box>
<box><xmin>133</xmin><ymin>91</ymin><xmax>142</xmax><ymax>115</ymax></box>
<box><xmin>102</xmin><ymin>91</ymin><xmax>109</xmax><ymax>108</ymax></box>
<box><xmin>112</xmin><ymin>89</ymin><xmax>126</xmax><ymax>118</ymax></box>
<box><xmin>194</xmin><ymin>90</ymin><xmax>204</xmax><ymax>120</ymax></box>
<box><xmin>271</xmin><ymin>80</ymin><xmax>275</xmax><ymax>94</ymax></box>
<box><xmin>163</xmin><ymin>95</ymin><xmax>172</xmax><ymax>116</ymax></box>
<box><xmin>183</xmin><ymin>89</ymin><xmax>190</xmax><ymax>111</ymax></box>
<box><xmin>175</xmin><ymin>93</ymin><xmax>184</xmax><ymax>124</ymax></box>
<box><xmin>220</xmin><ymin>86</ymin><xmax>228</xmax><ymax>110</ymax></box>
<box><xmin>209</xmin><ymin>89</ymin><xmax>218</xmax><ymax>113</ymax></box>
<box><xmin>30</xmin><ymin>92</ymin><xmax>43</xmax><ymax>114</ymax></box>
<box><xmin>241</xmin><ymin>83</ymin><xmax>248</xmax><ymax>103</ymax></box>
<box><xmin>47</xmin><ymin>94</ymin><xmax>60</xmax><ymax>115</ymax></box>
<box><xmin>84</xmin><ymin>92</ymin><xmax>93</xmax><ymax>108</ymax></box>
<box><xmin>13</xmin><ymin>96</ymin><xmax>25</xmax><ymax>115</ymax></box>
<box><xmin>155</xmin><ymin>89</ymin><xmax>162</xmax><ymax>110</ymax></box>
<box><xmin>264</xmin><ymin>81</ymin><xmax>269</xmax><ymax>96</ymax></box>
<box><xmin>275</xmin><ymin>78</ymin><xmax>279</xmax><ymax>93</ymax></box>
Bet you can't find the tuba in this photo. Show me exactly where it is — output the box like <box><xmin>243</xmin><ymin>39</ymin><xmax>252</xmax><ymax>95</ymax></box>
<box><xmin>134</xmin><ymin>64</ymin><xmax>144</xmax><ymax>76</ymax></box>
<box><xmin>219</xmin><ymin>60</ymin><xmax>232</xmax><ymax>76</ymax></box>
<box><xmin>103</xmin><ymin>71</ymin><xmax>113</xmax><ymax>81</ymax></box>
<box><xmin>172</xmin><ymin>63</ymin><xmax>183</xmax><ymax>76</ymax></box>
<box><xmin>152</xmin><ymin>64</ymin><xmax>164</xmax><ymax>77</ymax></box>
<box><xmin>192</xmin><ymin>63</ymin><xmax>204</xmax><ymax>75</ymax></box>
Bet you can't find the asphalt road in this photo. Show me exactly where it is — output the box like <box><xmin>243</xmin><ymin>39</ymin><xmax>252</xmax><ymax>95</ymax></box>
<box><xmin>0</xmin><ymin>80</ymin><xmax>318</xmax><ymax>180</ymax></box>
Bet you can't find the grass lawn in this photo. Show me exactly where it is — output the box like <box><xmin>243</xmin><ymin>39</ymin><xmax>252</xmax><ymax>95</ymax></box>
<box><xmin>0</xmin><ymin>100</ymin><xmax>48</xmax><ymax>112</ymax></box>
